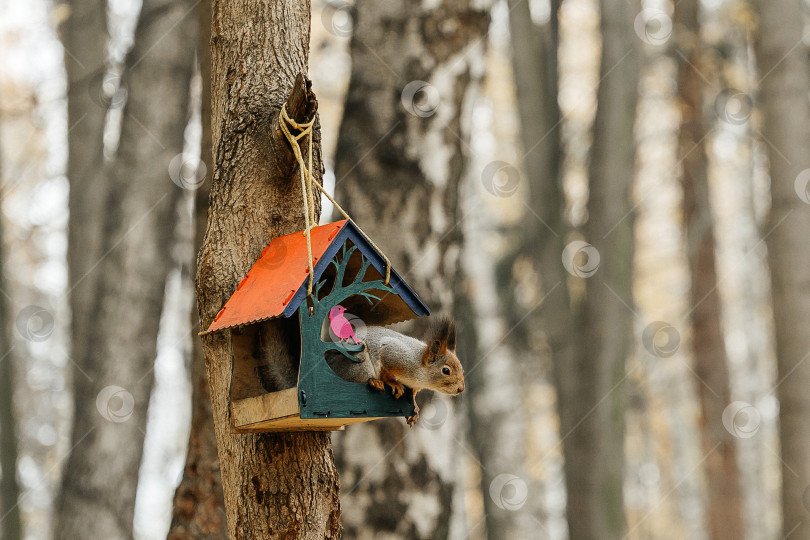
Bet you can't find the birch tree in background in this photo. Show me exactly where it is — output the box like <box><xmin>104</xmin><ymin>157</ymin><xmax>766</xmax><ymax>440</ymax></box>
<box><xmin>704</xmin><ymin>2</ymin><xmax>779</xmax><ymax>536</ymax></box>
<box><xmin>331</xmin><ymin>0</ymin><xmax>490</xmax><ymax>537</ymax></box>
<box><xmin>56</xmin><ymin>0</ymin><xmax>197</xmax><ymax>537</ymax></box>
<box><xmin>499</xmin><ymin>1</ymin><xmax>640</xmax><ymax>536</ymax></box>
<box><xmin>674</xmin><ymin>1</ymin><xmax>744</xmax><ymax>537</ymax></box>
<box><xmin>563</xmin><ymin>0</ymin><xmax>639</xmax><ymax>537</ymax></box>
<box><xmin>464</xmin><ymin>0</ymin><xmax>567</xmax><ymax>537</ymax></box>
<box><xmin>754</xmin><ymin>0</ymin><xmax>810</xmax><ymax>537</ymax></box>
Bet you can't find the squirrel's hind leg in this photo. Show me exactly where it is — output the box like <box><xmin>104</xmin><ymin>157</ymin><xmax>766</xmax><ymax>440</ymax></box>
<box><xmin>406</xmin><ymin>389</ymin><xmax>420</xmax><ymax>427</ymax></box>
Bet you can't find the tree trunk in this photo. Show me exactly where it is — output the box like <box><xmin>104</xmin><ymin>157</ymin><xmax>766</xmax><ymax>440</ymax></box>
<box><xmin>195</xmin><ymin>2</ymin><xmax>342</xmax><ymax>537</ymax></box>
<box><xmin>330</xmin><ymin>1</ymin><xmax>490</xmax><ymax>537</ymax></box>
<box><xmin>168</xmin><ymin>1</ymin><xmax>227</xmax><ymax>538</ymax></box>
<box><xmin>168</xmin><ymin>316</ymin><xmax>226</xmax><ymax>539</ymax></box>
<box><xmin>464</xmin><ymin>1</ymin><xmax>566</xmax><ymax>537</ymax></box>
<box><xmin>462</xmin><ymin>210</ymin><xmax>538</xmax><ymax>539</ymax></box>
<box><xmin>754</xmin><ymin>1</ymin><xmax>810</xmax><ymax>537</ymax></box>
<box><xmin>168</xmin><ymin>0</ymin><xmax>227</xmax><ymax>537</ymax></box>
<box><xmin>61</xmin><ymin>0</ymin><xmax>109</xmax><ymax>415</ymax></box>
<box><xmin>564</xmin><ymin>0</ymin><xmax>639</xmax><ymax>538</ymax></box>
<box><xmin>56</xmin><ymin>1</ymin><xmax>197</xmax><ymax>538</ymax></box>
<box><xmin>0</xmin><ymin>138</ymin><xmax>22</xmax><ymax>540</ymax></box>
<box><xmin>675</xmin><ymin>2</ymin><xmax>744</xmax><ymax>538</ymax></box>
<box><xmin>502</xmin><ymin>0</ymin><xmax>565</xmax><ymax>326</ymax></box>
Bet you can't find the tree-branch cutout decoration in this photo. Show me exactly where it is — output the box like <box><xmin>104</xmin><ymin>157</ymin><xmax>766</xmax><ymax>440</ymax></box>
<box><xmin>307</xmin><ymin>243</ymin><xmax>396</xmax><ymax>365</ymax></box>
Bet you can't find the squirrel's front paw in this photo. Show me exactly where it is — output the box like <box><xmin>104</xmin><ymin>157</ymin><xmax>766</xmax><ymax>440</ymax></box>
<box><xmin>388</xmin><ymin>381</ymin><xmax>405</xmax><ymax>399</ymax></box>
<box><xmin>368</xmin><ymin>378</ymin><xmax>385</xmax><ymax>392</ymax></box>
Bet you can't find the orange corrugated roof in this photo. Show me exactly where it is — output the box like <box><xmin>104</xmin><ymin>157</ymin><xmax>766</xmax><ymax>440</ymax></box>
<box><xmin>207</xmin><ymin>220</ymin><xmax>348</xmax><ymax>332</ymax></box>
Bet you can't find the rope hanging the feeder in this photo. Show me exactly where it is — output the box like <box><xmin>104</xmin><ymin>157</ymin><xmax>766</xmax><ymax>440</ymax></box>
<box><xmin>278</xmin><ymin>103</ymin><xmax>392</xmax><ymax>296</ymax></box>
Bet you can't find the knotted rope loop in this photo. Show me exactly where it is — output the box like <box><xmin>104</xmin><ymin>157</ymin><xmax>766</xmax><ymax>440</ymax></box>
<box><xmin>278</xmin><ymin>102</ymin><xmax>392</xmax><ymax>296</ymax></box>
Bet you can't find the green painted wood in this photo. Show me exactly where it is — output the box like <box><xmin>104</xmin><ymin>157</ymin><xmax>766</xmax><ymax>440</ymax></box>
<box><xmin>298</xmin><ymin>243</ymin><xmax>416</xmax><ymax>419</ymax></box>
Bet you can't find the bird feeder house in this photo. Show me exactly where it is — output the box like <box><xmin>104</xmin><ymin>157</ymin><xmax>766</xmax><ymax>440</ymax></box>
<box><xmin>205</xmin><ymin>219</ymin><xmax>429</xmax><ymax>432</ymax></box>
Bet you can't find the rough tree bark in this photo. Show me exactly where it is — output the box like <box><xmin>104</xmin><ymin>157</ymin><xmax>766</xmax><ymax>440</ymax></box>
<box><xmin>330</xmin><ymin>1</ymin><xmax>490</xmax><ymax>537</ymax></box>
<box><xmin>563</xmin><ymin>1</ymin><xmax>639</xmax><ymax>538</ymax></box>
<box><xmin>674</xmin><ymin>2</ymin><xmax>744</xmax><ymax>538</ymax></box>
<box><xmin>0</xmin><ymin>140</ymin><xmax>22</xmax><ymax>540</ymax></box>
<box><xmin>195</xmin><ymin>2</ymin><xmax>342</xmax><ymax>537</ymax></box>
<box><xmin>754</xmin><ymin>1</ymin><xmax>810</xmax><ymax>537</ymax></box>
<box><xmin>60</xmin><ymin>0</ymin><xmax>109</xmax><ymax>409</ymax></box>
<box><xmin>56</xmin><ymin>1</ymin><xmax>197</xmax><ymax>538</ymax></box>
<box><xmin>168</xmin><ymin>0</ymin><xmax>228</xmax><ymax>536</ymax></box>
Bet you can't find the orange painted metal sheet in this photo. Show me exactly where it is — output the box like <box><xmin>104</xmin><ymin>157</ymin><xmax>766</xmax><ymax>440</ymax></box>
<box><xmin>207</xmin><ymin>220</ymin><xmax>348</xmax><ymax>332</ymax></box>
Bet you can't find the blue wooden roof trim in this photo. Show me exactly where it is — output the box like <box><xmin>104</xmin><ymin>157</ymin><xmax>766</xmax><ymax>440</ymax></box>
<box><xmin>281</xmin><ymin>221</ymin><xmax>431</xmax><ymax>319</ymax></box>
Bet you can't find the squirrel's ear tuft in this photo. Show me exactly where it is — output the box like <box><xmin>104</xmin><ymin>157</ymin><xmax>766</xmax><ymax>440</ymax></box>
<box><xmin>447</xmin><ymin>320</ymin><xmax>456</xmax><ymax>351</ymax></box>
<box><xmin>426</xmin><ymin>317</ymin><xmax>456</xmax><ymax>355</ymax></box>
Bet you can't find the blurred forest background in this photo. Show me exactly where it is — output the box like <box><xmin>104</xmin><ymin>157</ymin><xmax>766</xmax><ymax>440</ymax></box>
<box><xmin>0</xmin><ymin>0</ymin><xmax>808</xmax><ymax>538</ymax></box>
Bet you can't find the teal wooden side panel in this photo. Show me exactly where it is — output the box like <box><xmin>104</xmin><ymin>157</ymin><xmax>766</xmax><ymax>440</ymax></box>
<box><xmin>298</xmin><ymin>244</ymin><xmax>416</xmax><ymax>419</ymax></box>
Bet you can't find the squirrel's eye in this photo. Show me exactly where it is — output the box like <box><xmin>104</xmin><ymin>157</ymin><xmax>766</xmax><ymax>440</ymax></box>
<box><xmin>442</xmin><ymin>367</ymin><xmax>451</xmax><ymax>376</ymax></box>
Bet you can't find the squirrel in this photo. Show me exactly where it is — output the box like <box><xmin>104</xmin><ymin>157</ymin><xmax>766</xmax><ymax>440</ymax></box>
<box><xmin>325</xmin><ymin>317</ymin><xmax>465</xmax><ymax>426</ymax></box>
